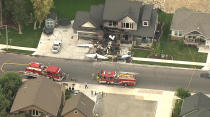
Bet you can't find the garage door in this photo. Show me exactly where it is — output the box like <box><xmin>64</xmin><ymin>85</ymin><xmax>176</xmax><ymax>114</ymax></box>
<box><xmin>78</xmin><ymin>32</ymin><xmax>98</xmax><ymax>40</ymax></box>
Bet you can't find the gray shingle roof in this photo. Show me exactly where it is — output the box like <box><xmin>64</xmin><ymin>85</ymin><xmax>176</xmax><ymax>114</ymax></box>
<box><xmin>142</xmin><ymin>5</ymin><xmax>153</xmax><ymax>21</ymax></box>
<box><xmin>47</xmin><ymin>12</ymin><xmax>57</xmax><ymax>20</ymax></box>
<box><xmin>103</xmin><ymin>0</ymin><xmax>142</xmax><ymax>22</ymax></box>
<box><xmin>180</xmin><ymin>92</ymin><xmax>210</xmax><ymax>117</ymax></box>
<box><xmin>73</xmin><ymin>5</ymin><xmax>104</xmax><ymax>31</ymax></box>
<box><xmin>61</xmin><ymin>92</ymin><xmax>95</xmax><ymax>117</ymax></box>
<box><xmin>171</xmin><ymin>7</ymin><xmax>210</xmax><ymax>39</ymax></box>
<box><xmin>10</xmin><ymin>78</ymin><xmax>63</xmax><ymax>116</ymax></box>
<box><xmin>132</xmin><ymin>7</ymin><xmax>158</xmax><ymax>37</ymax></box>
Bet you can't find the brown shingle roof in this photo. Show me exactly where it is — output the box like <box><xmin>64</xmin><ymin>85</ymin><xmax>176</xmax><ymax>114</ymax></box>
<box><xmin>62</xmin><ymin>92</ymin><xmax>95</xmax><ymax>117</ymax></box>
<box><xmin>10</xmin><ymin>77</ymin><xmax>63</xmax><ymax>116</ymax></box>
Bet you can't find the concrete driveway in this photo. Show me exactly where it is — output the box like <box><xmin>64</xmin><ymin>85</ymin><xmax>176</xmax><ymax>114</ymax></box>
<box><xmin>33</xmin><ymin>22</ymin><xmax>91</xmax><ymax>60</ymax></box>
<box><xmin>97</xmin><ymin>94</ymin><xmax>157</xmax><ymax>117</ymax></box>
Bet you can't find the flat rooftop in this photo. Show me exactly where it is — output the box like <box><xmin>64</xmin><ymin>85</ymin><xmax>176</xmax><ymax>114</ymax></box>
<box><xmin>95</xmin><ymin>93</ymin><xmax>157</xmax><ymax>117</ymax></box>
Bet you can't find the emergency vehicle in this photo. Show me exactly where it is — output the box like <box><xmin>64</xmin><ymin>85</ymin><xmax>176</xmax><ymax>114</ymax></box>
<box><xmin>24</xmin><ymin>62</ymin><xmax>67</xmax><ymax>81</ymax></box>
<box><xmin>96</xmin><ymin>70</ymin><xmax>136</xmax><ymax>86</ymax></box>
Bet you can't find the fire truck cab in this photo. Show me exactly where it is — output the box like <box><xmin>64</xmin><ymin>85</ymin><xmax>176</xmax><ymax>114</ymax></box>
<box><xmin>24</xmin><ymin>62</ymin><xmax>66</xmax><ymax>81</ymax></box>
<box><xmin>97</xmin><ymin>70</ymin><xmax>136</xmax><ymax>86</ymax></box>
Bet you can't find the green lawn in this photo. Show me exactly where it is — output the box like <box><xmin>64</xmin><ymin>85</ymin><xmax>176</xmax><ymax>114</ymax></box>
<box><xmin>0</xmin><ymin>24</ymin><xmax>42</xmax><ymax>48</ymax></box>
<box><xmin>2</xmin><ymin>49</ymin><xmax>35</xmax><ymax>55</ymax></box>
<box><xmin>132</xmin><ymin>60</ymin><xmax>203</xmax><ymax>69</ymax></box>
<box><xmin>158</xmin><ymin>10</ymin><xmax>207</xmax><ymax>62</ymax></box>
<box><xmin>0</xmin><ymin>0</ymin><xmax>105</xmax><ymax>48</ymax></box>
<box><xmin>132</xmin><ymin>49</ymin><xmax>151</xmax><ymax>58</ymax></box>
<box><xmin>53</xmin><ymin>0</ymin><xmax>105</xmax><ymax>19</ymax></box>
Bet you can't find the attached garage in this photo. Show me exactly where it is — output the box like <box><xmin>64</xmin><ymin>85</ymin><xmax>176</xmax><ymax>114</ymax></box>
<box><xmin>77</xmin><ymin>31</ymin><xmax>98</xmax><ymax>40</ymax></box>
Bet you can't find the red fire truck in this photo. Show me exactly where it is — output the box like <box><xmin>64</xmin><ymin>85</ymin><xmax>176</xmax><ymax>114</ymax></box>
<box><xmin>97</xmin><ymin>70</ymin><xmax>136</xmax><ymax>86</ymax></box>
<box><xmin>24</xmin><ymin>62</ymin><xmax>67</xmax><ymax>81</ymax></box>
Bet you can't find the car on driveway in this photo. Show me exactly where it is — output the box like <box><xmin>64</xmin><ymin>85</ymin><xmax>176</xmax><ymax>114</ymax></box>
<box><xmin>52</xmin><ymin>40</ymin><xmax>62</xmax><ymax>53</ymax></box>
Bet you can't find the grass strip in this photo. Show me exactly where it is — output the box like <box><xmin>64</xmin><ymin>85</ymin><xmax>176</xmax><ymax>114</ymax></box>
<box><xmin>132</xmin><ymin>60</ymin><xmax>203</xmax><ymax>69</ymax></box>
<box><xmin>2</xmin><ymin>49</ymin><xmax>35</xmax><ymax>55</ymax></box>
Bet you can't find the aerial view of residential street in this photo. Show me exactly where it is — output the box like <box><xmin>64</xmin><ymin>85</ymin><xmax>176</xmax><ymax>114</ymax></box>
<box><xmin>1</xmin><ymin>0</ymin><xmax>210</xmax><ymax>117</ymax></box>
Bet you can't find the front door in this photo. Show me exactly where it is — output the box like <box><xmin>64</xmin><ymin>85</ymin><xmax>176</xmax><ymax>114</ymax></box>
<box><xmin>124</xmin><ymin>35</ymin><xmax>128</xmax><ymax>41</ymax></box>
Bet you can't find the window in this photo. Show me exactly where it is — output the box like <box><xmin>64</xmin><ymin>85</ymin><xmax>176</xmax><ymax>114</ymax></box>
<box><xmin>31</xmin><ymin>110</ymin><xmax>40</xmax><ymax>116</ymax></box>
<box><xmin>126</xmin><ymin>23</ymin><xmax>129</xmax><ymax>28</ymax></box>
<box><xmin>123</xmin><ymin>23</ymin><xmax>126</xmax><ymax>28</ymax></box>
<box><xmin>108</xmin><ymin>21</ymin><xmax>112</xmax><ymax>26</ymax></box>
<box><xmin>46</xmin><ymin>21</ymin><xmax>54</xmax><ymax>28</ymax></box>
<box><xmin>74</xmin><ymin>110</ymin><xmax>78</xmax><ymax>114</ymax></box>
<box><xmin>179</xmin><ymin>32</ymin><xmax>182</xmax><ymax>37</ymax></box>
<box><xmin>113</xmin><ymin>21</ymin><xmax>117</xmax><ymax>26</ymax></box>
<box><xmin>174</xmin><ymin>31</ymin><xmax>178</xmax><ymax>36</ymax></box>
<box><xmin>131</xmin><ymin>23</ymin><xmax>133</xmax><ymax>29</ymax></box>
<box><xmin>143</xmin><ymin>21</ymin><xmax>149</xmax><ymax>26</ymax></box>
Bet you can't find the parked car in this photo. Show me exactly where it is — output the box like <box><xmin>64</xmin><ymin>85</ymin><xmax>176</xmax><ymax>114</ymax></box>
<box><xmin>51</xmin><ymin>40</ymin><xmax>62</xmax><ymax>53</ymax></box>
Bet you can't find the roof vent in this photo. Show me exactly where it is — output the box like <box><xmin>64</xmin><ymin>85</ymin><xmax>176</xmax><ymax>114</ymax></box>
<box><xmin>197</xmin><ymin>27</ymin><xmax>200</xmax><ymax>30</ymax></box>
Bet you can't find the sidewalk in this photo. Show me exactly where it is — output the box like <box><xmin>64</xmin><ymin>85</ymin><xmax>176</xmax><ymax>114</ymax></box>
<box><xmin>61</xmin><ymin>82</ymin><xmax>176</xmax><ymax>117</ymax></box>
<box><xmin>202</xmin><ymin>52</ymin><xmax>210</xmax><ymax>70</ymax></box>
<box><xmin>132</xmin><ymin>57</ymin><xmax>206</xmax><ymax>66</ymax></box>
<box><xmin>0</xmin><ymin>44</ymin><xmax>37</xmax><ymax>51</ymax></box>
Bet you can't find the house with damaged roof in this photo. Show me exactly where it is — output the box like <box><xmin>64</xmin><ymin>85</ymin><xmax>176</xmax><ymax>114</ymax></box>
<box><xmin>180</xmin><ymin>92</ymin><xmax>210</xmax><ymax>117</ymax></box>
<box><xmin>170</xmin><ymin>7</ymin><xmax>210</xmax><ymax>48</ymax></box>
<box><xmin>73</xmin><ymin>0</ymin><xmax>158</xmax><ymax>49</ymax></box>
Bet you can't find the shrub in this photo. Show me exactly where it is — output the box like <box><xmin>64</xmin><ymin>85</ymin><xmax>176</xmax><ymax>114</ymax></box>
<box><xmin>172</xmin><ymin>99</ymin><xmax>183</xmax><ymax>117</ymax></box>
<box><xmin>176</xmin><ymin>88</ymin><xmax>191</xmax><ymax>99</ymax></box>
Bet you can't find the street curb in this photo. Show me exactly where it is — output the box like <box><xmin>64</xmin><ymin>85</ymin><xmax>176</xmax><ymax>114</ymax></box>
<box><xmin>1</xmin><ymin>53</ymin><xmax>208</xmax><ymax>71</ymax></box>
<box><xmin>100</xmin><ymin>61</ymin><xmax>206</xmax><ymax>71</ymax></box>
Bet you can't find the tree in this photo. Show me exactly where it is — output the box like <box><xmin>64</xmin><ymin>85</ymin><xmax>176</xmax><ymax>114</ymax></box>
<box><xmin>0</xmin><ymin>72</ymin><xmax>23</xmax><ymax>116</ymax></box>
<box><xmin>0</xmin><ymin>94</ymin><xmax>10</xmax><ymax>117</ymax></box>
<box><xmin>31</xmin><ymin>0</ymin><xmax>54</xmax><ymax>30</ymax></box>
<box><xmin>0</xmin><ymin>0</ymin><xmax>3</xmax><ymax>26</ymax></box>
<box><xmin>12</xmin><ymin>0</ymin><xmax>29</xmax><ymax>34</ymax></box>
<box><xmin>4</xmin><ymin>0</ymin><xmax>29</xmax><ymax>34</ymax></box>
<box><xmin>0</xmin><ymin>72</ymin><xmax>22</xmax><ymax>101</ymax></box>
<box><xmin>176</xmin><ymin>88</ymin><xmax>191</xmax><ymax>99</ymax></box>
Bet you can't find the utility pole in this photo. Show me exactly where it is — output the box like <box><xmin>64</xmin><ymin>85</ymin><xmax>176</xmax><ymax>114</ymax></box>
<box><xmin>0</xmin><ymin>25</ymin><xmax>8</xmax><ymax>50</ymax></box>
<box><xmin>5</xmin><ymin>25</ymin><xmax>8</xmax><ymax>50</ymax></box>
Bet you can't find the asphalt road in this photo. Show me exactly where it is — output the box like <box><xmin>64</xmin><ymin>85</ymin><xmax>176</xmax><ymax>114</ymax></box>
<box><xmin>1</xmin><ymin>53</ymin><xmax>210</xmax><ymax>94</ymax></box>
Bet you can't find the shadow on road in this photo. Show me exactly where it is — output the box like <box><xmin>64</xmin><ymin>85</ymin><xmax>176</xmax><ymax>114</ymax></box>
<box><xmin>200</xmin><ymin>72</ymin><xmax>210</xmax><ymax>79</ymax></box>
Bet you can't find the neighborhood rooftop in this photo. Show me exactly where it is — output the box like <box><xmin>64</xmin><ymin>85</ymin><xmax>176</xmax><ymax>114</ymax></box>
<box><xmin>103</xmin><ymin>0</ymin><xmax>142</xmax><ymax>22</ymax></box>
<box><xmin>171</xmin><ymin>7</ymin><xmax>210</xmax><ymax>39</ymax></box>
<box><xmin>10</xmin><ymin>78</ymin><xmax>63</xmax><ymax>116</ymax></box>
<box><xmin>133</xmin><ymin>6</ymin><xmax>157</xmax><ymax>37</ymax></box>
<box><xmin>73</xmin><ymin>4</ymin><xmax>104</xmax><ymax>31</ymax></box>
<box><xmin>180</xmin><ymin>92</ymin><xmax>210</xmax><ymax>117</ymax></box>
<box><xmin>61</xmin><ymin>92</ymin><xmax>95</xmax><ymax>117</ymax></box>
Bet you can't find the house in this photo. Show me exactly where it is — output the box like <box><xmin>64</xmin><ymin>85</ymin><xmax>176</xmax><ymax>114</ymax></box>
<box><xmin>44</xmin><ymin>12</ymin><xmax>58</xmax><ymax>35</ymax></box>
<box><xmin>180</xmin><ymin>92</ymin><xmax>210</xmax><ymax>117</ymax></box>
<box><xmin>73</xmin><ymin>5</ymin><xmax>104</xmax><ymax>41</ymax></box>
<box><xmin>170</xmin><ymin>7</ymin><xmax>210</xmax><ymax>48</ymax></box>
<box><xmin>45</xmin><ymin>12</ymin><xmax>57</xmax><ymax>29</ymax></box>
<box><xmin>73</xmin><ymin>0</ymin><xmax>158</xmax><ymax>48</ymax></box>
<box><xmin>10</xmin><ymin>78</ymin><xmax>64</xmax><ymax>117</ymax></box>
<box><xmin>61</xmin><ymin>92</ymin><xmax>95</xmax><ymax>117</ymax></box>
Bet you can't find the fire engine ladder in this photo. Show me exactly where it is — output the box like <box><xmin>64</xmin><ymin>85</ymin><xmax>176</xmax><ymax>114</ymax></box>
<box><xmin>1</xmin><ymin>62</ymin><xmax>29</xmax><ymax>73</ymax></box>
